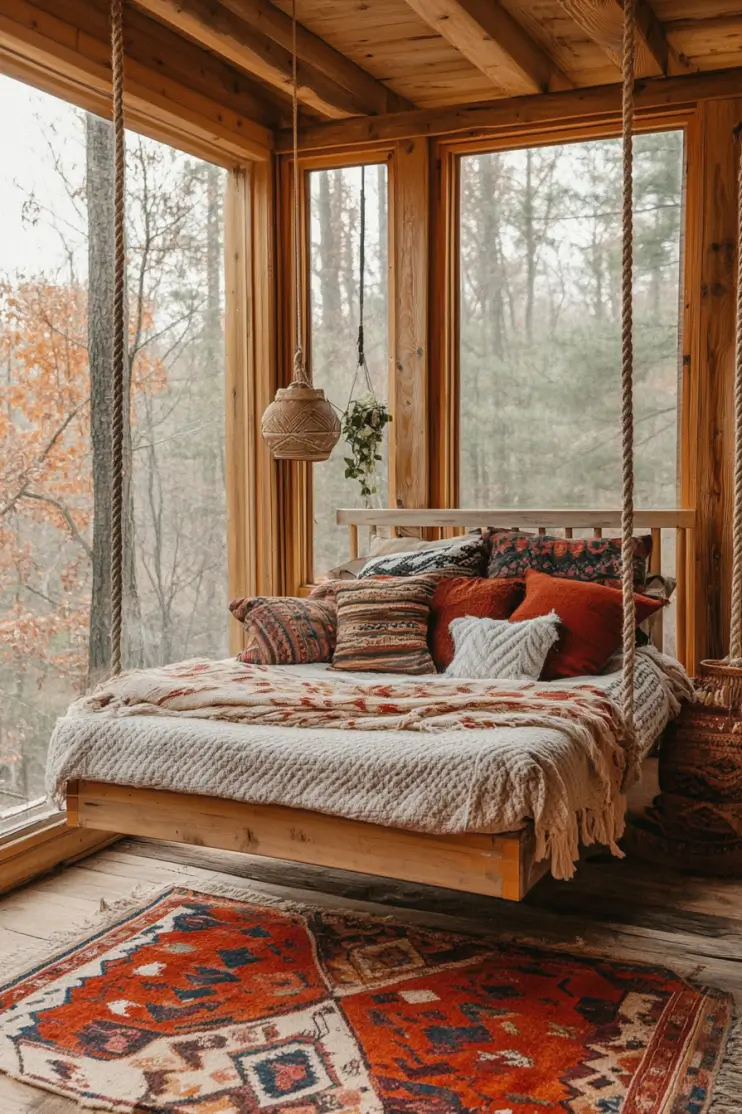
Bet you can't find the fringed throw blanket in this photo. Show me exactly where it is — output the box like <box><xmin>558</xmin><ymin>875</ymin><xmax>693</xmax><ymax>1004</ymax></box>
<box><xmin>48</xmin><ymin>654</ymin><xmax>692</xmax><ymax>880</ymax></box>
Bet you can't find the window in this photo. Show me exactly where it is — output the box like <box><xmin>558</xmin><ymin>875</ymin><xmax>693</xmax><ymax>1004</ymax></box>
<box><xmin>308</xmin><ymin>163</ymin><xmax>389</xmax><ymax>578</ymax></box>
<box><xmin>458</xmin><ymin>131</ymin><xmax>683</xmax><ymax>510</ymax></box>
<box><xmin>0</xmin><ymin>75</ymin><xmax>227</xmax><ymax>832</ymax></box>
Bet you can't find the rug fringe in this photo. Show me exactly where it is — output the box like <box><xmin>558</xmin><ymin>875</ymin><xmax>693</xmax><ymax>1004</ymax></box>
<box><xmin>1</xmin><ymin>883</ymin><xmax>164</xmax><ymax>989</ymax></box>
<box><xmin>708</xmin><ymin>1014</ymin><xmax>742</xmax><ymax>1114</ymax></box>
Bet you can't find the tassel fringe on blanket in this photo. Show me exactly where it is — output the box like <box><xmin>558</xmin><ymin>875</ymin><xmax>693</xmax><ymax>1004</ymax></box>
<box><xmin>48</xmin><ymin>655</ymin><xmax>692</xmax><ymax>882</ymax></box>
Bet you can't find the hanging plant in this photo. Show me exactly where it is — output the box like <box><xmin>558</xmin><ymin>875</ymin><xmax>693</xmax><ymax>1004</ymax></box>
<box><xmin>341</xmin><ymin>165</ymin><xmax>391</xmax><ymax>505</ymax></box>
<box><xmin>342</xmin><ymin>396</ymin><xmax>391</xmax><ymax>504</ymax></box>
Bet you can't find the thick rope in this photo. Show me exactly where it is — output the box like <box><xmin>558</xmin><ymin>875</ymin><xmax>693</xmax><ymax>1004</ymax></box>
<box><xmin>290</xmin><ymin>0</ymin><xmax>309</xmax><ymax>387</ymax></box>
<box><xmin>729</xmin><ymin>127</ymin><xmax>742</xmax><ymax>662</ymax></box>
<box><xmin>110</xmin><ymin>0</ymin><xmax>125</xmax><ymax>676</ymax></box>
<box><xmin>620</xmin><ymin>0</ymin><xmax>637</xmax><ymax>727</ymax></box>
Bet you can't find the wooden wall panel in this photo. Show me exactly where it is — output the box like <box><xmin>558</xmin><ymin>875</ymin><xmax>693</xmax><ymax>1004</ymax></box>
<box><xmin>224</xmin><ymin>161</ymin><xmax>278</xmax><ymax>652</ymax></box>
<box><xmin>225</xmin><ymin>169</ymin><xmax>252</xmax><ymax>653</ymax></box>
<box><xmin>390</xmin><ymin>138</ymin><xmax>430</xmax><ymax>510</ymax></box>
<box><xmin>428</xmin><ymin>142</ymin><xmax>459</xmax><ymax>509</ymax></box>
<box><xmin>251</xmin><ymin>160</ymin><xmax>280</xmax><ymax>598</ymax></box>
<box><xmin>682</xmin><ymin>98</ymin><xmax>742</xmax><ymax>666</ymax></box>
<box><xmin>223</xmin><ymin>164</ymin><xmax>278</xmax><ymax>650</ymax></box>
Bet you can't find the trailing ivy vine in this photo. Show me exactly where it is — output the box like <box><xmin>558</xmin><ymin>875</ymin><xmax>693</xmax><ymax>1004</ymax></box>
<box><xmin>342</xmin><ymin>397</ymin><xmax>391</xmax><ymax>504</ymax></box>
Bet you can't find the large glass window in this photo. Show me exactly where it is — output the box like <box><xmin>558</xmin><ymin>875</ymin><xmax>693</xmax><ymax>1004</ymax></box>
<box><xmin>0</xmin><ymin>76</ymin><xmax>227</xmax><ymax>832</ymax></box>
<box><xmin>308</xmin><ymin>163</ymin><xmax>389</xmax><ymax>578</ymax></box>
<box><xmin>459</xmin><ymin>131</ymin><xmax>683</xmax><ymax>509</ymax></box>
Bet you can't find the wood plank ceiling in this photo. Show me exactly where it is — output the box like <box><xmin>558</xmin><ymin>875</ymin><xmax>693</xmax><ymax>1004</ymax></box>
<box><xmin>124</xmin><ymin>0</ymin><xmax>742</xmax><ymax>126</ymax></box>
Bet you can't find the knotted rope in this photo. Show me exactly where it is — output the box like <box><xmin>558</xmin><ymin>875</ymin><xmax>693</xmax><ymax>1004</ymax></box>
<box><xmin>110</xmin><ymin>0</ymin><xmax>126</xmax><ymax>676</ymax></box>
<box><xmin>729</xmin><ymin>127</ymin><xmax>742</xmax><ymax>662</ymax></box>
<box><xmin>620</xmin><ymin>0</ymin><xmax>637</xmax><ymax>727</ymax></box>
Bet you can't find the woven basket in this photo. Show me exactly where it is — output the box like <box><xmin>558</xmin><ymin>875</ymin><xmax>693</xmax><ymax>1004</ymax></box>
<box><xmin>261</xmin><ymin>382</ymin><xmax>341</xmax><ymax>462</ymax></box>
<box><xmin>647</xmin><ymin>658</ymin><xmax>742</xmax><ymax>873</ymax></box>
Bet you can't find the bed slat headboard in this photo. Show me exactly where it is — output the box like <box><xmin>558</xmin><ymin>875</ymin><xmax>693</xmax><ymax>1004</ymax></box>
<box><xmin>336</xmin><ymin>508</ymin><xmax>696</xmax><ymax>669</ymax></box>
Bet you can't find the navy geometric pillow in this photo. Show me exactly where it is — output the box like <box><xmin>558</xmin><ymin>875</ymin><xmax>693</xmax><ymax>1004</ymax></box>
<box><xmin>358</xmin><ymin>536</ymin><xmax>488</xmax><ymax>580</ymax></box>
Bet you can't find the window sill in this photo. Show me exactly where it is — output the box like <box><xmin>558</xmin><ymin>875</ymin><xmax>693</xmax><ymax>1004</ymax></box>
<box><xmin>0</xmin><ymin>814</ymin><xmax>118</xmax><ymax>896</ymax></box>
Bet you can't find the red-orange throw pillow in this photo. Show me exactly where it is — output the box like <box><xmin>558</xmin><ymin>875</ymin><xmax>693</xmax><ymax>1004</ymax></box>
<box><xmin>509</xmin><ymin>569</ymin><xmax>665</xmax><ymax>680</ymax></box>
<box><xmin>430</xmin><ymin>576</ymin><xmax>524</xmax><ymax>671</ymax></box>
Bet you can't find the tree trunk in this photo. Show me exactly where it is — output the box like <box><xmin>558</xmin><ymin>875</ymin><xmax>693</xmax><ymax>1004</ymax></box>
<box><xmin>85</xmin><ymin>113</ymin><xmax>139</xmax><ymax>685</ymax></box>
<box><xmin>524</xmin><ymin>148</ymin><xmax>536</xmax><ymax>345</ymax></box>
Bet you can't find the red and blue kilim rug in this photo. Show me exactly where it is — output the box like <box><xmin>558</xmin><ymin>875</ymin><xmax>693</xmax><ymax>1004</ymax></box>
<box><xmin>0</xmin><ymin>886</ymin><xmax>736</xmax><ymax>1112</ymax></box>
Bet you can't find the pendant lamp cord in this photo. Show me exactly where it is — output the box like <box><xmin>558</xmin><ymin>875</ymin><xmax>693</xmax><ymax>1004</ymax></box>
<box><xmin>110</xmin><ymin>0</ymin><xmax>125</xmax><ymax>677</ymax></box>
<box><xmin>291</xmin><ymin>0</ymin><xmax>309</xmax><ymax>386</ymax></box>
<box><xmin>729</xmin><ymin>126</ymin><xmax>742</xmax><ymax>662</ymax></box>
<box><xmin>620</xmin><ymin>0</ymin><xmax>637</xmax><ymax>737</ymax></box>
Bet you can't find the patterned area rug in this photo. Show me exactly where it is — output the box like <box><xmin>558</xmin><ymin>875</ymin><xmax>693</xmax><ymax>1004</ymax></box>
<box><xmin>0</xmin><ymin>885</ymin><xmax>736</xmax><ymax>1112</ymax></box>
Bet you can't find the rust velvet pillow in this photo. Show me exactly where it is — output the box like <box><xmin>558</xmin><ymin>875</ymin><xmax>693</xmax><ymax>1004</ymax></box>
<box><xmin>429</xmin><ymin>576</ymin><xmax>524</xmax><ymax>671</ymax></box>
<box><xmin>509</xmin><ymin>569</ymin><xmax>665</xmax><ymax>680</ymax></box>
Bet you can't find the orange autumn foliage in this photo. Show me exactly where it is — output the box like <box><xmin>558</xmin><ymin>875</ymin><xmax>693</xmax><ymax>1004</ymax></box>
<box><xmin>0</xmin><ymin>279</ymin><xmax>165</xmax><ymax>683</ymax></box>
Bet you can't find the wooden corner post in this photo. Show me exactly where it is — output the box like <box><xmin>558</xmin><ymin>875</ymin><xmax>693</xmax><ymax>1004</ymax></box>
<box><xmin>682</xmin><ymin>98</ymin><xmax>742</xmax><ymax>668</ymax></box>
<box><xmin>390</xmin><ymin>138</ymin><xmax>430</xmax><ymax>512</ymax></box>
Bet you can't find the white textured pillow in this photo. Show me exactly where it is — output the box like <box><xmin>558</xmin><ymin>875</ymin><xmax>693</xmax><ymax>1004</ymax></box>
<box><xmin>446</xmin><ymin>612</ymin><xmax>560</xmax><ymax>681</ymax></box>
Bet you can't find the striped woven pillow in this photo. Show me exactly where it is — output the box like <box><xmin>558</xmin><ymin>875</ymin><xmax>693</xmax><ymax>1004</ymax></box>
<box><xmin>330</xmin><ymin>574</ymin><xmax>439</xmax><ymax>674</ymax></box>
<box><xmin>230</xmin><ymin>596</ymin><xmax>336</xmax><ymax>665</ymax></box>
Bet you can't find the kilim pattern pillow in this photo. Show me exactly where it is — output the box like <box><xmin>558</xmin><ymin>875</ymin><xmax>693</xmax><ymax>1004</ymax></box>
<box><xmin>229</xmin><ymin>596</ymin><xmax>336</xmax><ymax>665</ymax></box>
<box><xmin>447</xmin><ymin>612</ymin><xmax>560</xmax><ymax>680</ymax></box>
<box><xmin>487</xmin><ymin>531</ymin><xmax>652</xmax><ymax>589</ymax></box>
<box><xmin>358</xmin><ymin>535</ymin><xmax>487</xmax><ymax>580</ymax></box>
<box><xmin>331</xmin><ymin>574</ymin><xmax>439</xmax><ymax>674</ymax></box>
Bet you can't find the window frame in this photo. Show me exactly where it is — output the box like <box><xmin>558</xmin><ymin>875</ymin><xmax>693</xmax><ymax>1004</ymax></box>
<box><xmin>430</xmin><ymin>114</ymin><xmax>692</xmax><ymax>512</ymax></box>
<box><xmin>0</xmin><ymin>48</ymin><xmax>272</xmax><ymax>852</ymax></box>
<box><xmin>275</xmin><ymin>146</ymin><xmax>396</xmax><ymax>591</ymax></box>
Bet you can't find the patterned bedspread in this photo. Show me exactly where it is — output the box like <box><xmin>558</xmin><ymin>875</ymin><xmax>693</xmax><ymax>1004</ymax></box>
<box><xmin>46</xmin><ymin>648</ymin><xmax>692</xmax><ymax>880</ymax></box>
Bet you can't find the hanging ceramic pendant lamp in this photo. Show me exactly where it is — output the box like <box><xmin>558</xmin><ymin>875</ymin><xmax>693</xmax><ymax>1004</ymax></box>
<box><xmin>261</xmin><ymin>0</ymin><xmax>340</xmax><ymax>462</ymax></box>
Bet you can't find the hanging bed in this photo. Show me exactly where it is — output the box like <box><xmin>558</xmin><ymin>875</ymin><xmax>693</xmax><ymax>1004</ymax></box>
<box><xmin>54</xmin><ymin>507</ymin><xmax>695</xmax><ymax>903</ymax></box>
<box><xmin>54</xmin><ymin>1</ymin><xmax>696</xmax><ymax>904</ymax></box>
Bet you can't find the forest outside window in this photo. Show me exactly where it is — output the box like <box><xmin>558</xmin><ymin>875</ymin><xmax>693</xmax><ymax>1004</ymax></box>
<box><xmin>458</xmin><ymin>131</ymin><xmax>683</xmax><ymax>509</ymax></box>
<box><xmin>458</xmin><ymin>130</ymin><xmax>684</xmax><ymax>645</ymax></box>
<box><xmin>0</xmin><ymin>75</ymin><xmax>228</xmax><ymax>834</ymax></box>
<box><xmin>308</xmin><ymin>163</ymin><xmax>389</xmax><ymax>580</ymax></box>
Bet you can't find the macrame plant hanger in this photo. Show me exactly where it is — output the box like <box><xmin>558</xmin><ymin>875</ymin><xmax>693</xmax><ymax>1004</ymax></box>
<box><xmin>110</xmin><ymin>0</ymin><xmax>126</xmax><ymax>677</ymax></box>
<box><xmin>261</xmin><ymin>0</ymin><xmax>340</xmax><ymax>461</ymax></box>
<box><xmin>347</xmin><ymin>166</ymin><xmax>377</xmax><ymax>410</ymax></box>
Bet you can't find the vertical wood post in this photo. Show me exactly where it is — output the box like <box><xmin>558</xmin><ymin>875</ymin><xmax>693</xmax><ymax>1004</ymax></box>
<box><xmin>225</xmin><ymin>161</ymin><xmax>278</xmax><ymax>650</ymax></box>
<box><xmin>682</xmin><ymin>98</ymin><xmax>742</xmax><ymax>668</ymax></box>
<box><xmin>390</xmin><ymin>138</ymin><xmax>429</xmax><ymax>511</ymax></box>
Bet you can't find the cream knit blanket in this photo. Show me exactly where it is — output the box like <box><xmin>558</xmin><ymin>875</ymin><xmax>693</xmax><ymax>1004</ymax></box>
<box><xmin>49</xmin><ymin>652</ymin><xmax>691</xmax><ymax>880</ymax></box>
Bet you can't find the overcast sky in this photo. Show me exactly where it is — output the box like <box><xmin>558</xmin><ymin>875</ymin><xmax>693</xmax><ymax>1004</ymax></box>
<box><xmin>0</xmin><ymin>74</ymin><xmax>87</xmax><ymax>279</ymax></box>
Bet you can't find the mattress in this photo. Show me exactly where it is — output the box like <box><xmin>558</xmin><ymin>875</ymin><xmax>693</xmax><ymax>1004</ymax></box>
<box><xmin>46</xmin><ymin>648</ymin><xmax>691</xmax><ymax>881</ymax></box>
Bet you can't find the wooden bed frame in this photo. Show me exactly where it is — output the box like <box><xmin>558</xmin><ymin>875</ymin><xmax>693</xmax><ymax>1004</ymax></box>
<box><xmin>66</xmin><ymin>508</ymin><xmax>695</xmax><ymax>902</ymax></box>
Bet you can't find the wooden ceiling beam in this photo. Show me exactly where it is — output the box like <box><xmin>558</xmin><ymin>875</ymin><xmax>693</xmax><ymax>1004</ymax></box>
<box><xmin>558</xmin><ymin>0</ymin><xmax>691</xmax><ymax>78</ymax></box>
<box><xmin>403</xmin><ymin>0</ymin><xmax>573</xmax><ymax>95</ymax></box>
<box><xmin>275</xmin><ymin>65</ymin><xmax>742</xmax><ymax>152</ymax></box>
<box><xmin>218</xmin><ymin>0</ymin><xmax>413</xmax><ymax>114</ymax></box>
<box><xmin>1</xmin><ymin>0</ymin><xmax>276</xmax><ymax>160</ymax></box>
<box><xmin>133</xmin><ymin>0</ymin><xmax>410</xmax><ymax>119</ymax></box>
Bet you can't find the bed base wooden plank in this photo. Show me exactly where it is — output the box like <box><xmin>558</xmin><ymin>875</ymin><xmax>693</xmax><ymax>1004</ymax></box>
<box><xmin>66</xmin><ymin>781</ymin><xmax>548</xmax><ymax>901</ymax></box>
